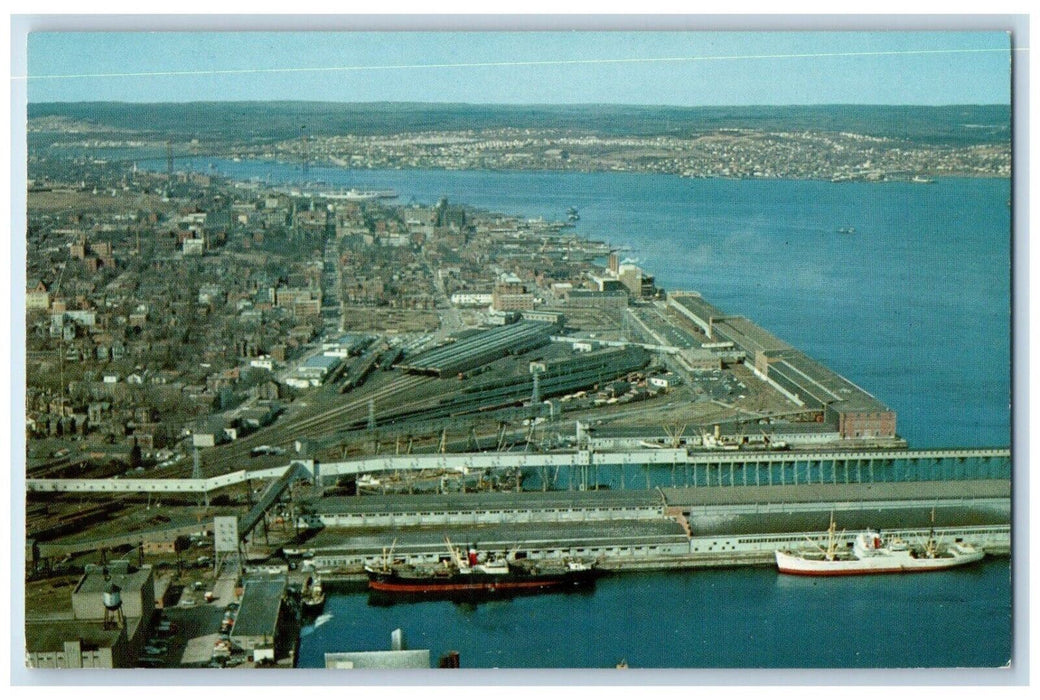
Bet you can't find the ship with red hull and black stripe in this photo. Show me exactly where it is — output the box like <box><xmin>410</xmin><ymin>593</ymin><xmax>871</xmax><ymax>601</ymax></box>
<box><xmin>365</xmin><ymin>538</ymin><xmax>598</xmax><ymax>596</ymax></box>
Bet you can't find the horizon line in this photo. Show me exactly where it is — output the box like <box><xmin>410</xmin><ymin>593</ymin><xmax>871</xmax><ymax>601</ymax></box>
<box><xmin>28</xmin><ymin>100</ymin><xmax>1011</xmax><ymax>108</ymax></box>
<box><xmin>19</xmin><ymin>46</ymin><xmax>1018</xmax><ymax>83</ymax></box>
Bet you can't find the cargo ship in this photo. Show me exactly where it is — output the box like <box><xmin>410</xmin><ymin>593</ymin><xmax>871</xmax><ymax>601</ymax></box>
<box><xmin>775</xmin><ymin>514</ymin><xmax>985</xmax><ymax>576</ymax></box>
<box><xmin>365</xmin><ymin>538</ymin><xmax>598</xmax><ymax>595</ymax></box>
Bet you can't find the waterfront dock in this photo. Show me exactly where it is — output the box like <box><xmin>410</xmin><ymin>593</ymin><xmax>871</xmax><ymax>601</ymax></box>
<box><xmin>291</xmin><ymin>472</ymin><xmax>1009</xmax><ymax>576</ymax></box>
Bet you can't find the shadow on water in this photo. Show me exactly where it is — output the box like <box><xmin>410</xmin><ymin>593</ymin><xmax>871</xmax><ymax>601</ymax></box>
<box><xmin>366</xmin><ymin>582</ymin><xmax>599</xmax><ymax>608</ymax></box>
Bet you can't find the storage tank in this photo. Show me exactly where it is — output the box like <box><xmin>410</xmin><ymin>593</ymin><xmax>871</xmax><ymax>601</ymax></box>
<box><xmin>102</xmin><ymin>582</ymin><xmax>124</xmax><ymax>629</ymax></box>
<box><xmin>103</xmin><ymin>583</ymin><xmax>122</xmax><ymax>610</ymax></box>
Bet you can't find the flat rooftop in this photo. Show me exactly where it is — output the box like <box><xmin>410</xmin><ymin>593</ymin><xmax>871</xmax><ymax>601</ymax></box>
<box><xmin>325</xmin><ymin>650</ymin><xmax>430</xmax><ymax>669</ymax></box>
<box><xmin>684</xmin><ymin>503</ymin><xmax>1007</xmax><ymax>537</ymax></box>
<box><xmin>566</xmin><ymin>289</ymin><xmax>627</xmax><ymax>298</ymax></box>
<box><xmin>73</xmin><ymin>566</ymin><xmax>151</xmax><ymax>596</ymax></box>
<box><xmin>307</xmin><ymin>490</ymin><xmax>661</xmax><ymax>515</ymax></box>
<box><xmin>769</xmin><ymin>349</ymin><xmax>890</xmax><ymax>413</ymax></box>
<box><xmin>301</xmin><ymin>354</ymin><xmax>340</xmax><ymax>370</ymax></box>
<box><xmin>305</xmin><ymin>519</ymin><xmax>687</xmax><ymax>553</ymax></box>
<box><xmin>670</xmin><ymin>293</ymin><xmax>728</xmax><ymax>325</ymax></box>
<box><xmin>25</xmin><ymin>617</ymin><xmax>140</xmax><ymax>653</ymax></box>
<box><xmin>674</xmin><ymin>293</ymin><xmax>889</xmax><ymax>416</ymax></box>
<box><xmin>658</xmin><ymin>480</ymin><xmax>1009</xmax><ymax>508</ymax></box>
<box><xmin>712</xmin><ymin>316</ymin><xmax>793</xmax><ymax>355</ymax></box>
<box><xmin>589</xmin><ymin>422</ymin><xmax>840</xmax><ymax>440</ymax></box>
<box><xmin>230</xmin><ymin>577</ymin><xmax>285</xmax><ymax>640</ymax></box>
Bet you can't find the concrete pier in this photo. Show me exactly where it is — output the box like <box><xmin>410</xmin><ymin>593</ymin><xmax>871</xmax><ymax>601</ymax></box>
<box><xmin>293</xmin><ymin>479</ymin><xmax>1010</xmax><ymax>573</ymax></box>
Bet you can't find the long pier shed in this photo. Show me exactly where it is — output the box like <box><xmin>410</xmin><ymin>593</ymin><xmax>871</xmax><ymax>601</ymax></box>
<box><xmin>295</xmin><ymin>479</ymin><xmax>1009</xmax><ymax>571</ymax></box>
<box><xmin>668</xmin><ymin>292</ymin><xmax>897</xmax><ymax>439</ymax></box>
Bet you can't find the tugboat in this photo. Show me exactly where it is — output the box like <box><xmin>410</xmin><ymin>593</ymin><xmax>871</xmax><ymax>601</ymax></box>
<box><xmin>365</xmin><ymin>538</ymin><xmax>598</xmax><ymax>596</ymax></box>
<box><xmin>301</xmin><ymin>575</ymin><xmax>326</xmax><ymax>614</ymax></box>
<box><xmin>567</xmin><ymin>206</ymin><xmax>580</xmax><ymax>222</ymax></box>
<box><xmin>775</xmin><ymin>513</ymin><xmax>984</xmax><ymax>576</ymax></box>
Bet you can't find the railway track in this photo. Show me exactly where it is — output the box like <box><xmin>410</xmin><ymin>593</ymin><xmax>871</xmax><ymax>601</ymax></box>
<box><xmin>279</xmin><ymin>374</ymin><xmax>432</xmax><ymax>437</ymax></box>
<box><xmin>199</xmin><ymin>374</ymin><xmax>435</xmax><ymax>471</ymax></box>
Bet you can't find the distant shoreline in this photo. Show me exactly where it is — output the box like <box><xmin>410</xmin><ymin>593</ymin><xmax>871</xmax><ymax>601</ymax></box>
<box><xmin>29</xmin><ymin>101</ymin><xmax>1012</xmax><ymax>182</ymax></box>
<box><xmin>143</xmin><ymin>155</ymin><xmax>1012</xmax><ymax>185</ymax></box>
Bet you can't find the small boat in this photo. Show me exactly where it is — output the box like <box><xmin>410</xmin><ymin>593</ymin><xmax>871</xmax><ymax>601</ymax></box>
<box><xmin>365</xmin><ymin>538</ymin><xmax>598</xmax><ymax>596</ymax></box>
<box><xmin>775</xmin><ymin>513</ymin><xmax>985</xmax><ymax>576</ymax></box>
<box><xmin>324</xmin><ymin>188</ymin><xmax>397</xmax><ymax>201</ymax></box>
<box><xmin>837</xmin><ymin>226</ymin><xmax>856</xmax><ymax>234</ymax></box>
<box><xmin>301</xmin><ymin>575</ymin><xmax>325</xmax><ymax>614</ymax></box>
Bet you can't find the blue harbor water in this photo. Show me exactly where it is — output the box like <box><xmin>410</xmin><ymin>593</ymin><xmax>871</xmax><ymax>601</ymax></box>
<box><xmin>162</xmin><ymin>159</ymin><xmax>1012</xmax><ymax>668</ymax></box>
<box><xmin>299</xmin><ymin>562</ymin><xmax>1011</xmax><ymax>669</ymax></box>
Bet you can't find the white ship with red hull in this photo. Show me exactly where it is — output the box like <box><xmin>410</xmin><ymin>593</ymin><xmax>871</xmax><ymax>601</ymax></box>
<box><xmin>775</xmin><ymin>514</ymin><xmax>985</xmax><ymax>576</ymax></box>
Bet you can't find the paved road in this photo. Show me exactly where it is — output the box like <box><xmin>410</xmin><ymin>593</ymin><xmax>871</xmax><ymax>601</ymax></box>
<box><xmin>423</xmin><ymin>249</ymin><xmax>464</xmax><ymax>343</ymax></box>
<box><xmin>208</xmin><ymin>572</ymin><xmax>238</xmax><ymax>607</ymax></box>
<box><xmin>161</xmin><ymin>603</ymin><xmax>225</xmax><ymax>667</ymax></box>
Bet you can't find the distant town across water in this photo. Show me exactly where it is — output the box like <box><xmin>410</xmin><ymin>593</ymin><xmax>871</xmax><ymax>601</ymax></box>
<box><xmin>29</xmin><ymin>102</ymin><xmax>1010</xmax><ymax>183</ymax></box>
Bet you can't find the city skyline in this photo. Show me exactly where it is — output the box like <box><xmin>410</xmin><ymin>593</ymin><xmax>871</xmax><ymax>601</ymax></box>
<box><xmin>26</xmin><ymin>31</ymin><xmax>1011</xmax><ymax>106</ymax></box>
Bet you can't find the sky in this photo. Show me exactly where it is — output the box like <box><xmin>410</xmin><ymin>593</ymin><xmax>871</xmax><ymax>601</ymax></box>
<box><xmin>25</xmin><ymin>31</ymin><xmax>1012</xmax><ymax>106</ymax></box>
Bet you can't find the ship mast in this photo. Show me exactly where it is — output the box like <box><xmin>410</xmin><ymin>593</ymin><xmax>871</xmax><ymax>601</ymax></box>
<box><xmin>826</xmin><ymin>512</ymin><xmax>837</xmax><ymax>561</ymax></box>
<box><xmin>925</xmin><ymin>508</ymin><xmax>938</xmax><ymax>558</ymax></box>
<box><xmin>444</xmin><ymin>537</ymin><xmax>466</xmax><ymax>569</ymax></box>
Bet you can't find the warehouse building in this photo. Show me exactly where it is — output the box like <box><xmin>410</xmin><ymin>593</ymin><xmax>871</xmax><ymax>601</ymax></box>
<box><xmin>491</xmin><ymin>280</ymin><xmax>535</xmax><ymax>311</ymax></box>
<box><xmin>229</xmin><ymin>576</ymin><xmax>288</xmax><ymax>663</ymax></box>
<box><xmin>26</xmin><ymin>561</ymin><xmax>154</xmax><ymax>668</ymax></box>
<box><xmin>72</xmin><ymin>562</ymin><xmax>154</xmax><ymax>622</ymax></box>
<box><xmin>298</xmin><ymin>354</ymin><xmax>341</xmax><ymax>380</ymax></box>
<box><xmin>25</xmin><ymin>621</ymin><xmax>130</xmax><ymax>669</ymax></box>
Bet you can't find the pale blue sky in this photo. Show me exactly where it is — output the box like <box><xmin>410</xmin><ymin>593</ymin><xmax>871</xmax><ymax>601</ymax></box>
<box><xmin>26</xmin><ymin>31</ymin><xmax>1011</xmax><ymax>105</ymax></box>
